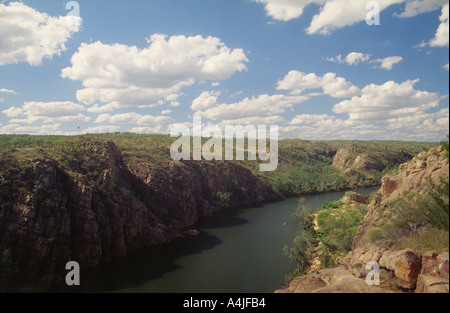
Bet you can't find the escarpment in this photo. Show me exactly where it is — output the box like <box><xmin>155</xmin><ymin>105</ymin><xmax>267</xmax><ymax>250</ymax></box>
<box><xmin>0</xmin><ymin>140</ymin><xmax>277</xmax><ymax>291</ymax></box>
<box><xmin>278</xmin><ymin>145</ymin><xmax>449</xmax><ymax>293</ymax></box>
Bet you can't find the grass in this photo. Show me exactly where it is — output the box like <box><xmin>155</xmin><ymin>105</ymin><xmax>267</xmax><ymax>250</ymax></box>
<box><xmin>390</xmin><ymin>228</ymin><xmax>449</xmax><ymax>254</ymax></box>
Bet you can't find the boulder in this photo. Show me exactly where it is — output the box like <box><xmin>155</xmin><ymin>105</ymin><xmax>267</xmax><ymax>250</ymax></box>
<box><xmin>416</xmin><ymin>275</ymin><xmax>449</xmax><ymax>293</ymax></box>
<box><xmin>394</xmin><ymin>250</ymin><xmax>422</xmax><ymax>289</ymax></box>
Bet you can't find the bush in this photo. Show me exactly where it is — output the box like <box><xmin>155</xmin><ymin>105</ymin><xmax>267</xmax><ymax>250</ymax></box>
<box><xmin>375</xmin><ymin>176</ymin><xmax>449</xmax><ymax>247</ymax></box>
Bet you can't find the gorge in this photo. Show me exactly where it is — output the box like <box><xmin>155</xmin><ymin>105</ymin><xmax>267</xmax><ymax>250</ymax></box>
<box><xmin>0</xmin><ymin>134</ymin><xmax>438</xmax><ymax>292</ymax></box>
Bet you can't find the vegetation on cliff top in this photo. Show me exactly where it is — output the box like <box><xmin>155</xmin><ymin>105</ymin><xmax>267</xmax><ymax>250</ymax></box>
<box><xmin>283</xmin><ymin>138</ymin><xmax>449</xmax><ymax>284</ymax></box>
<box><xmin>283</xmin><ymin>192</ymin><xmax>371</xmax><ymax>282</ymax></box>
<box><xmin>370</xmin><ymin>137</ymin><xmax>449</xmax><ymax>253</ymax></box>
<box><xmin>0</xmin><ymin>133</ymin><xmax>436</xmax><ymax>198</ymax></box>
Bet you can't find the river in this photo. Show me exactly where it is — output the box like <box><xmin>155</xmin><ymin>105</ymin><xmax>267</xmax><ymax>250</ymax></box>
<box><xmin>65</xmin><ymin>187</ymin><xmax>379</xmax><ymax>293</ymax></box>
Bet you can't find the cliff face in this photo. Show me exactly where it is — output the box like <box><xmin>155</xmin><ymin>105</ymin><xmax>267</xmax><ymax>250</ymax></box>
<box><xmin>0</xmin><ymin>140</ymin><xmax>276</xmax><ymax>291</ymax></box>
<box><xmin>279</xmin><ymin>145</ymin><xmax>449</xmax><ymax>293</ymax></box>
<box><xmin>352</xmin><ymin>145</ymin><xmax>449</xmax><ymax>250</ymax></box>
<box><xmin>332</xmin><ymin>144</ymin><xmax>414</xmax><ymax>187</ymax></box>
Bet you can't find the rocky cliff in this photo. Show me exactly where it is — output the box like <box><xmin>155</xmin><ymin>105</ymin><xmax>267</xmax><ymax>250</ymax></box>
<box><xmin>0</xmin><ymin>140</ymin><xmax>277</xmax><ymax>291</ymax></box>
<box><xmin>278</xmin><ymin>145</ymin><xmax>449</xmax><ymax>293</ymax></box>
<box><xmin>332</xmin><ymin>143</ymin><xmax>414</xmax><ymax>187</ymax></box>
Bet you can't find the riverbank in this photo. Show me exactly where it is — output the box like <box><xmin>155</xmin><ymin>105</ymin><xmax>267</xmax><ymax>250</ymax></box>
<box><xmin>277</xmin><ymin>145</ymin><xmax>449</xmax><ymax>293</ymax></box>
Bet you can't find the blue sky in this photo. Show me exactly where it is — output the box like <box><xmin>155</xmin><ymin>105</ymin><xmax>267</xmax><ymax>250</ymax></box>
<box><xmin>0</xmin><ymin>0</ymin><xmax>448</xmax><ymax>141</ymax></box>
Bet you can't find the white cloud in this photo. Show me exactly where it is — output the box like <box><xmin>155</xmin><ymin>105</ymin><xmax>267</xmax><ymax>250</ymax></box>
<box><xmin>219</xmin><ymin>115</ymin><xmax>285</xmax><ymax>126</ymax></box>
<box><xmin>333</xmin><ymin>79</ymin><xmax>440</xmax><ymax>121</ymax></box>
<box><xmin>252</xmin><ymin>0</ymin><xmax>324</xmax><ymax>22</ymax></box>
<box><xmin>8</xmin><ymin>101</ymin><xmax>90</xmax><ymax>124</ymax></box>
<box><xmin>0</xmin><ymin>2</ymin><xmax>81</xmax><ymax>66</ymax></box>
<box><xmin>277</xmin><ymin>70</ymin><xmax>360</xmax><ymax>98</ymax></box>
<box><xmin>82</xmin><ymin>125</ymin><xmax>121</xmax><ymax>134</ymax></box>
<box><xmin>443</xmin><ymin>63</ymin><xmax>449</xmax><ymax>71</ymax></box>
<box><xmin>2</xmin><ymin>106</ymin><xmax>23</xmax><ymax>117</ymax></box>
<box><xmin>344</xmin><ymin>52</ymin><xmax>371</xmax><ymax>65</ymax></box>
<box><xmin>370</xmin><ymin>56</ymin><xmax>403</xmax><ymax>70</ymax></box>
<box><xmin>0</xmin><ymin>123</ymin><xmax>61</xmax><ymax>135</ymax></box>
<box><xmin>87</xmin><ymin>103</ymin><xmax>118</xmax><ymax>113</ymax></box>
<box><xmin>130</xmin><ymin>125</ymin><xmax>169</xmax><ymax>134</ymax></box>
<box><xmin>288</xmin><ymin>114</ymin><xmax>336</xmax><ymax>124</ymax></box>
<box><xmin>429</xmin><ymin>3</ymin><xmax>449</xmax><ymax>47</ymax></box>
<box><xmin>61</xmin><ymin>34</ymin><xmax>248</xmax><ymax>109</ymax></box>
<box><xmin>395</xmin><ymin>0</ymin><xmax>447</xmax><ymax>18</ymax></box>
<box><xmin>94</xmin><ymin>112</ymin><xmax>174</xmax><ymax>125</ymax></box>
<box><xmin>0</xmin><ymin>88</ymin><xmax>17</xmax><ymax>94</ymax></box>
<box><xmin>279</xmin><ymin>116</ymin><xmax>382</xmax><ymax>140</ymax></box>
<box><xmin>161</xmin><ymin>109</ymin><xmax>172</xmax><ymax>115</ymax></box>
<box><xmin>191</xmin><ymin>91</ymin><xmax>221</xmax><ymax>111</ymax></box>
<box><xmin>193</xmin><ymin>94</ymin><xmax>308</xmax><ymax>120</ymax></box>
<box><xmin>307</xmin><ymin>0</ymin><xmax>405</xmax><ymax>35</ymax></box>
<box><xmin>327</xmin><ymin>52</ymin><xmax>371</xmax><ymax>65</ymax></box>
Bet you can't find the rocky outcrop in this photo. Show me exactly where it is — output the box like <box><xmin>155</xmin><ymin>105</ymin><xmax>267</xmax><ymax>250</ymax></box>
<box><xmin>0</xmin><ymin>140</ymin><xmax>277</xmax><ymax>291</ymax></box>
<box><xmin>332</xmin><ymin>144</ymin><xmax>414</xmax><ymax>188</ymax></box>
<box><xmin>275</xmin><ymin>266</ymin><xmax>390</xmax><ymax>293</ymax></box>
<box><xmin>332</xmin><ymin>144</ymin><xmax>413</xmax><ymax>174</ymax></box>
<box><xmin>352</xmin><ymin>146</ymin><xmax>449</xmax><ymax>251</ymax></box>
<box><xmin>279</xmin><ymin>146</ymin><xmax>449</xmax><ymax>294</ymax></box>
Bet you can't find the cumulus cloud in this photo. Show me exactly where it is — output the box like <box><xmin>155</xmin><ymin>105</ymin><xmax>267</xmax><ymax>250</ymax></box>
<box><xmin>333</xmin><ymin>79</ymin><xmax>440</xmax><ymax>121</ymax></box>
<box><xmin>287</xmin><ymin>114</ymin><xmax>336</xmax><ymax>125</ymax></box>
<box><xmin>0</xmin><ymin>88</ymin><xmax>17</xmax><ymax>94</ymax></box>
<box><xmin>252</xmin><ymin>0</ymin><xmax>324</xmax><ymax>22</ymax></box>
<box><xmin>130</xmin><ymin>125</ymin><xmax>171</xmax><ymax>134</ymax></box>
<box><xmin>280</xmin><ymin>116</ymin><xmax>382</xmax><ymax>140</ymax></box>
<box><xmin>344</xmin><ymin>52</ymin><xmax>372</xmax><ymax>65</ymax></box>
<box><xmin>277</xmin><ymin>70</ymin><xmax>360</xmax><ymax>98</ymax></box>
<box><xmin>219</xmin><ymin>115</ymin><xmax>285</xmax><ymax>127</ymax></box>
<box><xmin>0</xmin><ymin>2</ymin><xmax>81</xmax><ymax>66</ymax></box>
<box><xmin>429</xmin><ymin>3</ymin><xmax>449</xmax><ymax>47</ymax></box>
<box><xmin>370</xmin><ymin>56</ymin><xmax>403</xmax><ymax>70</ymax></box>
<box><xmin>327</xmin><ymin>52</ymin><xmax>371</xmax><ymax>65</ymax></box>
<box><xmin>8</xmin><ymin>101</ymin><xmax>89</xmax><ymax>124</ymax></box>
<box><xmin>395</xmin><ymin>0</ymin><xmax>447</xmax><ymax>18</ymax></box>
<box><xmin>94</xmin><ymin>112</ymin><xmax>174</xmax><ymax>125</ymax></box>
<box><xmin>193</xmin><ymin>93</ymin><xmax>308</xmax><ymax>120</ymax></box>
<box><xmin>2</xmin><ymin>106</ymin><xmax>23</xmax><ymax>117</ymax></box>
<box><xmin>82</xmin><ymin>125</ymin><xmax>121</xmax><ymax>134</ymax></box>
<box><xmin>443</xmin><ymin>63</ymin><xmax>449</xmax><ymax>71</ymax></box>
<box><xmin>306</xmin><ymin>0</ymin><xmax>405</xmax><ymax>35</ymax></box>
<box><xmin>61</xmin><ymin>34</ymin><xmax>248</xmax><ymax>109</ymax></box>
<box><xmin>0</xmin><ymin>123</ymin><xmax>62</xmax><ymax>135</ymax></box>
<box><xmin>191</xmin><ymin>91</ymin><xmax>222</xmax><ymax>111</ymax></box>
<box><xmin>327</xmin><ymin>53</ymin><xmax>402</xmax><ymax>70</ymax></box>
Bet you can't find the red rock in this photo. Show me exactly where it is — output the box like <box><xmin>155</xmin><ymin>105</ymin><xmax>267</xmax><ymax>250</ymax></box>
<box><xmin>416</xmin><ymin>274</ymin><xmax>449</xmax><ymax>293</ymax></box>
<box><xmin>421</xmin><ymin>251</ymin><xmax>438</xmax><ymax>276</ymax></box>
<box><xmin>394</xmin><ymin>250</ymin><xmax>422</xmax><ymax>289</ymax></box>
<box><xmin>437</xmin><ymin>253</ymin><xmax>449</xmax><ymax>278</ymax></box>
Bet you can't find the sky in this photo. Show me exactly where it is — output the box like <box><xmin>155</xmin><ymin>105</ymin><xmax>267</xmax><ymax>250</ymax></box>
<box><xmin>0</xmin><ymin>0</ymin><xmax>448</xmax><ymax>141</ymax></box>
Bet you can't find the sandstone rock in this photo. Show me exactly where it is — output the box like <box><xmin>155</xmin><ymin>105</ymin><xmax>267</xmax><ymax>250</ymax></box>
<box><xmin>352</xmin><ymin>146</ymin><xmax>449</xmax><ymax>251</ymax></box>
<box><xmin>421</xmin><ymin>252</ymin><xmax>439</xmax><ymax>276</ymax></box>
<box><xmin>437</xmin><ymin>253</ymin><xmax>449</xmax><ymax>278</ymax></box>
<box><xmin>1</xmin><ymin>140</ymin><xmax>279</xmax><ymax>291</ymax></box>
<box><xmin>416</xmin><ymin>275</ymin><xmax>449</xmax><ymax>293</ymax></box>
<box><xmin>276</xmin><ymin>266</ymin><xmax>392</xmax><ymax>293</ymax></box>
<box><xmin>394</xmin><ymin>250</ymin><xmax>422</xmax><ymax>289</ymax></box>
<box><xmin>379</xmin><ymin>250</ymin><xmax>401</xmax><ymax>271</ymax></box>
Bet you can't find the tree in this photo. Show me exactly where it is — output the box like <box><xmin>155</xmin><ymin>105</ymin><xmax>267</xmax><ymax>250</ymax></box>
<box><xmin>426</xmin><ymin>176</ymin><xmax>449</xmax><ymax>230</ymax></box>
